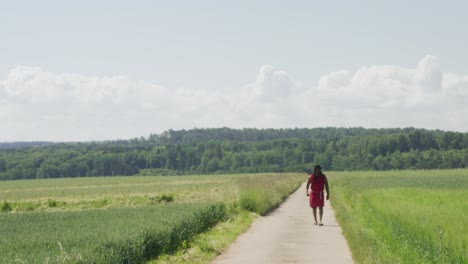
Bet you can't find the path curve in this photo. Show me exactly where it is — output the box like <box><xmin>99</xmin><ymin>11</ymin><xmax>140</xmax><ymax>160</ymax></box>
<box><xmin>212</xmin><ymin>182</ymin><xmax>354</xmax><ymax>264</ymax></box>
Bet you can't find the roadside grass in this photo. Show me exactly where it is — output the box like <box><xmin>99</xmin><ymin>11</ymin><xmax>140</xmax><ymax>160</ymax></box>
<box><xmin>149</xmin><ymin>208</ymin><xmax>257</xmax><ymax>264</ymax></box>
<box><xmin>149</xmin><ymin>173</ymin><xmax>306</xmax><ymax>263</ymax></box>
<box><xmin>0</xmin><ymin>173</ymin><xmax>305</xmax><ymax>262</ymax></box>
<box><xmin>238</xmin><ymin>173</ymin><xmax>306</xmax><ymax>215</ymax></box>
<box><xmin>330</xmin><ymin>169</ymin><xmax>468</xmax><ymax>264</ymax></box>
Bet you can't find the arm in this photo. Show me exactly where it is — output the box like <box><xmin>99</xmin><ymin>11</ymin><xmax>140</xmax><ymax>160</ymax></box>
<box><xmin>306</xmin><ymin>176</ymin><xmax>310</xmax><ymax>196</ymax></box>
<box><xmin>324</xmin><ymin>176</ymin><xmax>330</xmax><ymax>200</ymax></box>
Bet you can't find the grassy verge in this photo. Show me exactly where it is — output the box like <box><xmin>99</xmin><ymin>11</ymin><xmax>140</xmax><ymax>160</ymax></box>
<box><xmin>149</xmin><ymin>208</ymin><xmax>257</xmax><ymax>264</ymax></box>
<box><xmin>330</xmin><ymin>169</ymin><xmax>468</xmax><ymax>264</ymax></box>
<box><xmin>238</xmin><ymin>173</ymin><xmax>305</xmax><ymax>215</ymax></box>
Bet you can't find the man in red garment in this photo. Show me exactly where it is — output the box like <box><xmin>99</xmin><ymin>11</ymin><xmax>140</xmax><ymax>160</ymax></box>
<box><xmin>306</xmin><ymin>165</ymin><xmax>330</xmax><ymax>226</ymax></box>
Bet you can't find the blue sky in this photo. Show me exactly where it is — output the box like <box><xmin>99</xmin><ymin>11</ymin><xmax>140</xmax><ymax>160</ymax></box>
<box><xmin>1</xmin><ymin>1</ymin><xmax>467</xmax><ymax>141</ymax></box>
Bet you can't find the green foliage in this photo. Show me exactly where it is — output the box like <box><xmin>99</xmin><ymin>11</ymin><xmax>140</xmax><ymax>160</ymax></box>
<box><xmin>149</xmin><ymin>193</ymin><xmax>175</xmax><ymax>204</ymax></box>
<box><xmin>1</xmin><ymin>200</ymin><xmax>12</xmax><ymax>212</ymax></box>
<box><xmin>150</xmin><ymin>209</ymin><xmax>257</xmax><ymax>264</ymax></box>
<box><xmin>1</xmin><ymin>127</ymin><xmax>468</xmax><ymax>181</ymax></box>
<box><xmin>22</xmin><ymin>202</ymin><xmax>37</xmax><ymax>211</ymax></box>
<box><xmin>47</xmin><ymin>199</ymin><xmax>57</xmax><ymax>208</ymax></box>
<box><xmin>159</xmin><ymin>193</ymin><xmax>174</xmax><ymax>203</ymax></box>
<box><xmin>239</xmin><ymin>190</ymin><xmax>263</xmax><ymax>213</ymax></box>
<box><xmin>331</xmin><ymin>169</ymin><xmax>468</xmax><ymax>263</ymax></box>
<box><xmin>90</xmin><ymin>198</ymin><xmax>110</xmax><ymax>208</ymax></box>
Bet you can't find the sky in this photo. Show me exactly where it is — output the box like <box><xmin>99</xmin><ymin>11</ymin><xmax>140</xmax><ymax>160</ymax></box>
<box><xmin>1</xmin><ymin>0</ymin><xmax>467</xmax><ymax>142</ymax></box>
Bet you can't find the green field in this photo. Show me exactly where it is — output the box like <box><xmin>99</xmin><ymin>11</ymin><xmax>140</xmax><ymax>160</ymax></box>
<box><xmin>3</xmin><ymin>170</ymin><xmax>466</xmax><ymax>263</ymax></box>
<box><xmin>0</xmin><ymin>173</ymin><xmax>305</xmax><ymax>262</ymax></box>
<box><xmin>0</xmin><ymin>175</ymin><xmax>240</xmax><ymax>211</ymax></box>
<box><xmin>330</xmin><ymin>169</ymin><xmax>468</xmax><ymax>264</ymax></box>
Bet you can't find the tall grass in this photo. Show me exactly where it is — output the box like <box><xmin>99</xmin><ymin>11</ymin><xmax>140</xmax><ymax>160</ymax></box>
<box><xmin>0</xmin><ymin>203</ymin><xmax>227</xmax><ymax>263</ymax></box>
<box><xmin>330</xmin><ymin>169</ymin><xmax>468</xmax><ymax>263</ymax></box>
<box><xmin>238</xmin><ymin>173</ymin><xmax>305</xmax><ymax>215</ymax></box>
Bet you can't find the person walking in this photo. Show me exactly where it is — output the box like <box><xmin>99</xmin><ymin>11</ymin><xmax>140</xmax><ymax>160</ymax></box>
<box><xmin>306</xmin><ymin>165</ymin><xmax>330</xmax><ymax>226</ymax></box>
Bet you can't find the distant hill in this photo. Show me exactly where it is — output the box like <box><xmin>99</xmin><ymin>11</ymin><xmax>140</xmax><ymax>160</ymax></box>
<box><xmin>148</xmin><ymin>127</ymin><xmax>428</xmax><ymax>144</ymax></box>
<box><xmin>1</xmin><ymin>127</ymin><xmax>467</xmax><ymax>181</ymax></box>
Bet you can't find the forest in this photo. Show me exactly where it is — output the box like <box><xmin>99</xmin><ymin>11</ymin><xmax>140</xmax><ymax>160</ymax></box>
<box><xmin>1</xmin><ymin>127</ymin><xmax>468</xmax><ymax>180</ymax></box>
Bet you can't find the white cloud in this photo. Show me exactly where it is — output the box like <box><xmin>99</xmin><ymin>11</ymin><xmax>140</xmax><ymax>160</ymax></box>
<box><xmin>230</xmin><ymin>65</ymin><xmax>302</xmax><ymax>128</ymax></box>
<box><xmin>1</xmin><ymin>55</ymin><xmax>467</xmax><ymax>141</ymax></box>
<box><xmin>318</xmin><ymin>70</ymin><xmax>352</xmax><ymax>91</ymax></box>
<box><xmin>305</xmin><ymin>55</ymin><xmax>468</xmax><ymax>130</ymax></box>
<box><xmin>247</xmin><ymin>65</ymin><xmax>298</xmax><ymax>103</ymax></box>
<box><xmin>415</xmin><ymin>55</ymin><xmax>442</xmax><ymax>92</ymax></box>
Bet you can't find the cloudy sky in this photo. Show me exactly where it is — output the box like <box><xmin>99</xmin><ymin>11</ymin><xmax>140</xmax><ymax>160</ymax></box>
<box><xmin>1</xmin><ymin>1</ymin><xmax>467</xmax><ymax>141</ymax></box>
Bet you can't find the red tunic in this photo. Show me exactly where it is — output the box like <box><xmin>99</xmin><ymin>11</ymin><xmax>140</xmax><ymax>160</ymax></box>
<box><xmin>309</xmin><ymin>174</ymin><xmax>326</xmax><ymax>207</ymax></box>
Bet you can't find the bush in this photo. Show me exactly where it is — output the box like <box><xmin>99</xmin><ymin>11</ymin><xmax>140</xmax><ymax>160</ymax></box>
<box><xmin>239</xmin><ymin>191</ymin><xmax>263</xmax><ymax>213</ymax></box>
<box><xmin>148</xmin><ymin>193</ymin><xmax>175</xmax><ymax>205</ymax></box>
<box><xmin>47</xmin><ymin>199</ymin><xmax>57</xmax><ymax>208</ymax></box>
<box><xmin>159</xmin><ymin>193</ymin><xmax>174</xmax><ymax>203</ymax></box>
<box><xmin>1</xmin><ymin>201</ymin><xmax>12</xmax><ymax>213</ymax></box>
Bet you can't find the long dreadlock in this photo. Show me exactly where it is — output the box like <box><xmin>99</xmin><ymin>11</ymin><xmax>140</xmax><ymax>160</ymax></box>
<box><xmin>313</xmin><ymin>165</ymin><xmax>323</xmax><ymax>181</ymax></box>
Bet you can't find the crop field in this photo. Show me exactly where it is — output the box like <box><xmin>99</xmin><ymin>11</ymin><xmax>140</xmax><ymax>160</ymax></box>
<box><xmin>0</xmin><ymin>173</ymin><xmax>305</xmax><ymax>262</ymax></box>
<box><xmin>0</xmin><ymin>175</ymin><xmax>241</xmax><ymax>211</ymax></box>
<box><xmin>330</xmin><ymin>169</ymin><xmax>468</xmax><ymax>264</ymax></box>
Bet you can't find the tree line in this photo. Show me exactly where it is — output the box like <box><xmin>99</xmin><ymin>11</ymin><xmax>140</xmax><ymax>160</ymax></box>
<box><xmin>1</xmin><ymin>127</ymin><xmax>467</xmax><ymax>180</ymax></box>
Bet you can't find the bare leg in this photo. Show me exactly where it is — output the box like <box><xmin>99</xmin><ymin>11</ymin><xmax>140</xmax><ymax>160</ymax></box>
<box><xmin>312</xmin><ymin>207</ymin><xmax>318</xmax><ymax>225</ymax></box>
<box><xmin>319</xmin><ymin>207</ymin><xmax>324</xmax><ymax>225</ymax></box>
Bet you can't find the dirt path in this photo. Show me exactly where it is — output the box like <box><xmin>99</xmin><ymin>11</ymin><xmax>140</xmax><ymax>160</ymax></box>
<box><xmin>212</xmin><ymin>182</ymin><xmax>354</xmax><ymax>264</ymax></box>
